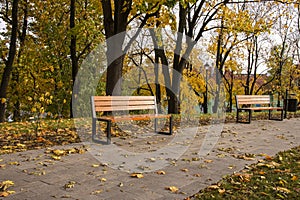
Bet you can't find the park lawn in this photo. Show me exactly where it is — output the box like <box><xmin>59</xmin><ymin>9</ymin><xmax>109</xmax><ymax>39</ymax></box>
<box><xmin>0</xmin><ymin>119</ymin><xmax>81</xmax><ymax>154</ymax></box>
<box><xmin>189</xmin><ymin>145</ymin><xmax>300</xmax><ymax>200</ymax></box>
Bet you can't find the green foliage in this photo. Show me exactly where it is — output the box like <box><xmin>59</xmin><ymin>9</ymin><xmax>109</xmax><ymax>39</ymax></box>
<box><xmin>0</xmin><ymin>0</ymin><xmax>104</xmax><ymax>121</ymax></box>
<box><xmin>192</xmin><ymin>146</ymin><xmax>300</xmax><ymax>199</ymax></box>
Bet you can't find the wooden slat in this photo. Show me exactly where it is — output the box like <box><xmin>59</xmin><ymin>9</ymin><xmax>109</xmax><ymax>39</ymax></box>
<box><xmin>236</xmin><ymin>95</ymin><xmax>269</xmax><ymax>98</ymax></box>
<box><xmin>237</xmin><ymin>100</ymin><xmax>270</xmax><ymax>105</ymax></box>
<box><xmin>98</xmin><ymin>114</ymin><xmax>171</xmax><ymax>122</ymax></box>
<box><xmin>240</xmin><ymin>107</ymin><xmax>283</xmax><ymax>110</ymax></box>
<box><xmin>95</xmin><ymin>105</ymin><xmax>156</xmax><ymax>112</ymax></box>
<box><xmin>94</xmin><ymin>100</ymin><xmax>155</xmax><ymax>107</ymax></box>
<box><xmin>93</xmin><ymin>96</ymin><xmax>155</xmax><ymax>101</ymax></box>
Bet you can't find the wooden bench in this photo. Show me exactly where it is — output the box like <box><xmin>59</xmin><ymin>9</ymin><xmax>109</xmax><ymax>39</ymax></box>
<box><xmin>91</xmin><ymin>96</ymin><xmax>173</xmax><ymax>144</ymax></box>
<box><xmin>235</xmin><ymin>95</ymin><xmax>283</xmax><ymax>123</ymax></box>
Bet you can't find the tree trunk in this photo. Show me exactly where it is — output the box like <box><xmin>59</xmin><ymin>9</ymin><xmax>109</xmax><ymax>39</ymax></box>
<box><xmin>12</xmin><ymin>71</ymin><xmax>20</xmax><ymax>121</ymax></box>
<box><xmin>13</xmin><ymin>0</ymin><xmax>28</xmax><ymax>121</ymax></box>
<box><xmin>0</xmin><ymin>0</ymin><xmax>19</xmax><ymax>122</ymax></box>
<box><xmin>70</xmin><ymin>0</ymin><xmax>77</xmax><ymax>118</ymax></box>
<box><xmin>168</xmin><ymin>4</ymin><xmax>187</xmax><ymax>114</ymax></box>
<box><xmin>150</xmin><ymin>29</ymin><xmax>171</xmax><ymax>113</ymax></box>
<box><xmin>229</xmin><ymin>71</ymin><xmax>234</xmax><ymax>112</ymax></box>
<box><xmin>101</xmin><ymin>0</ymin><xmax>131</xmax><ymax>96</ymax></box>
<box><xmin>105</xmin><ymin>49</ymin><xmax>124</xmax><ymax>96</ymax></box>
<box><xmin>154</xmin><ymin>51</ymin><xmax>161</xmax><ymax>112</ymax></box>
<box><xmin>213</xmin><ymin>67</ymin><xmax>222</xmax><ymax>113</ymax></box>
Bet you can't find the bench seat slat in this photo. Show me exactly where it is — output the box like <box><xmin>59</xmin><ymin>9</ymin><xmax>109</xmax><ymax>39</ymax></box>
<box><xmin>239</xmin><ymin>107</ymin><xmax>283</xmax><ymax>110</ymax></box>
<box><xmin>94</xmin><ymin>100</ymin><xmax>155</xmax><ymax>106</ymax></box>
<box><xmin>237</xmin><ymin>101</ymin><xmax>270</xmax><ymax>105</ymax></box>
<box><xmin>95</xmin><ymin>105</ymin><xmax>156</xmax><ymax>112</ymax></box>
<box><xmin>98</xmin><ymin>114</ymin><xmax>171</xmax><ymax>123</ymax></box>
<box><xmin>237</xmin><ymin>99</ymin><xmax>270</xmax><ymax>102</ymax></box>
<box><xmin>93</xmin><ymin>96</ymin><xmax>156</xmax><ymax>101</ymax></box>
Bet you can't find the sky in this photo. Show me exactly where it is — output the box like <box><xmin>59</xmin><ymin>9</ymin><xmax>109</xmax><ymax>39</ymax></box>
<box><xmin>0</xmin><ymin>19</ymin><xmax>5</xmax><ymax>35</ymax></box>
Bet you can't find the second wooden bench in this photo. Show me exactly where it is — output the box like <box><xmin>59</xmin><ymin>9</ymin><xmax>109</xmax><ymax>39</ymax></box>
<box><xmin>235</xmin><ymin>95</ymin><xmax>283</xmax><ymax>123</ymax></box>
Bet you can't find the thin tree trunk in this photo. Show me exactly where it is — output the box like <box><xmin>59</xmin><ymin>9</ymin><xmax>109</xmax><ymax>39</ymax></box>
<box><xmin>70</xmin><ymin>0</ymin><xmax>78</xmax><ymax>118</ymax></box>
<box><xmin>0</xmin><ymin>0</ymin><xmax>19</xmax><ymax>122</ymax></box>
<box><xmin>13</xmin><ymin>0</ymin><xmax>28</xmax><ymax>121</ymax></box>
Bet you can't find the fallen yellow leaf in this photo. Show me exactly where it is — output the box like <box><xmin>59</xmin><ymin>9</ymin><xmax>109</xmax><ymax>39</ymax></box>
<box><xmin>208</xmin><ymin>185</ymin><xmax>219</xmax><ymax>189</ymax></box>
<box><xmin>204</xmin><ymin>160</ymin><xmax>213</xmax><ymax>163</ymax></box>
<box><xmin>8</xmin><ymin>162</ymin><xmax>19</xmax><ymax>166</ymax></box>
<box><xmin>131</xmin><ymin>173</ymin><xmax>144</xmax><ymax>178</ymax></box>
<box><xmin>52</xmin><ymin>149</ymin><xmax>65</xmax><ymax>156</ymax></box>
<box><xmin>166</xmin><ymin>186</ymin><xmax>179</xmax><ymax>193</ymax></box>
<box><xmin>0</xmin><ymin>180</ymin><xmax>14</xmax><ymax>191</ymax></box>
<box><xmin>68</xmin><ymin>148</ymin><xmax>77</xmax><ymax>154</ymax></box>
<box><xmin>291</xmin><ymin>176</ymin><xmax>298</xmax><ymax>181</ymax></box>
<box><xmin>156</xmin><ymin>170</ymin><xmax>166</xmax><ymax>175</ymax></box>
<box><xmin>258</xmin><ymin>171</ymin><xmax>265</xmax><ymax>175</ymax></box>
<box><xmin>264</xmin><ymin>155</ymin><xmax>273</xmax><ymax>161</ymax></box>
<box><xmin>193</xmin><ymin>173</ymin><xmax>201</xmax><ymax>177</ymax></box>
<box><xmin>64</xmin><ymin>181</ymin><xmax>76</xmax><ymax>189</ymax></box>
<box><xmin>16</xmin><ymin>143</ymin><xmax>26</xmax><ymax>148</ymax></box>
<box><xmin>275</xmin><ymin>187</ymin><xmax>291</xmax><ymax>193</ymax></box>
<box><xmin>51</xmin><ymin>155</ymin><xmax>61</xmax><ymax>160</ymax></box>
<box><xmin>241</xmin><ymin>155</ymin><xmax>255</xmax><ymax>161</ymax></box>
<box><xmin>91</xmin><ymin>190</ymin><xmax>102</xmax><ymax>195</ymax></box>
<box><xmin>100</xmin><ymin>178</ymin><xmax>107</xmax><ymax>182</ymax></box>
<box><xmin>92</xmin><ymin>164</ymin><xmax>100</xmax><ymax>168</ymax></box>
<box><xmin>0</xmin><ymin>191</ymin><xmax>9</xmax><ymax>197</ymax></box>
<box><xmin>218</xmin><ymin>188</ymin><xmax>226</xmax><ymax>194</ymax></box>
<box><xmin>181</xmin><ymin>168</ymin><xmax>189</xmax><ymax>172</ymax></box>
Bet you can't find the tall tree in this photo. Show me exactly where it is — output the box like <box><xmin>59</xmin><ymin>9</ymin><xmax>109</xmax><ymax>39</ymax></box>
<box><xmin>11</xmin><ymin>0</ymin><xmax>29</xmax><ymax>121</ymax></box>
<box><xmin>101</xmin><ymin>0</ymin><xmax>163</xmax><ymax>96</ymax></box>
<box><xmin>0</xmin><ymin>0</ymin><xmax>19</xmax><ymax>122</ymax></box>
<box><xmin>268</xmin><ymin>3</ymin><xmax>296</xmax><ymax>106</ymax></box>
<box><xmin>150</xmin><ymin>0</ymin><xmax>230</xmax><ymax>114</ymax></box>
<box><xmin>70</xmin><ymin>0</ymin><xmax>77</xmax><ymax>118</ymax></box>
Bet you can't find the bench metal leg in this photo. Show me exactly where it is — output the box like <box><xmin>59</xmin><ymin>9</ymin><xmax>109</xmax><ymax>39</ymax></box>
<box><xmin>92</xmin><ymin>119</ymin><xmax>112</xmax><ymax>144</ymax></box>
<box><xmin>169</xmin><ymin>115</ymin><xmax>173</xmax><ymax>135</ymax></box>
<box><xmin>106</xmin><ymin>121</ymin><xmax>111</xmax><ymax>144</ymax></box>
<box><xmin>236</xmin><ymin>109</ymin><xmax>251</xmax><ymax>124</ymax></box>
<box><xmin>92</xmin><ymin>118</ymin><xmax>97</xmax><ymax>141</ymax></box>
<box><xmin>248</xmin><ymin>110</ymin><xmax>252</xmax><ymax>124</ymax></box>
<box><xmin>155</xmin><ymin>116</ymin><xmax>173</xmax><ymax>135</ymax></box>
<box><xmin>269</xmin><ymin>109</ymin><xmax>284</xmax><ymax>121</ymax></box>
<box><xmin>154</xmin><ymin>118</ymin><xmax>158</xmax><ymax>133</ymax></box>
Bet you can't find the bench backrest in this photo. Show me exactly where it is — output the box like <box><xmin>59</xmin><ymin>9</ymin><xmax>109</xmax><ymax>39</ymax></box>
<box><xmin>236</xmin><ymin>95</ymin><xmax>271</xmax><ymax>108</ymax></box>
<box><xmin>91</xmin><ymin>96</ymin><xmax>158</xmax><ymax>118</ymax></box>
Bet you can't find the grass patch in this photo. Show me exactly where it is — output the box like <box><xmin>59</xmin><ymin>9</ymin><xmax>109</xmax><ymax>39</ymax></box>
<box><xmin>0</xmin><ymin>119</ymin><xmax>80</xmax><ymax>154</ymax></box>
<box><xmin>189</xmin><ymin>146</ymin><xmax>300</xmax><ymax>200</ymax></box>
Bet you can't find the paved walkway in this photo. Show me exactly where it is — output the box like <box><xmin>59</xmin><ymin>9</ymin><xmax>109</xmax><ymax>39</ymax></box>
<box><xmin>1</xmin><ymin>118</ymin><xmax>299</xmax><ymax>200</ymax></box>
